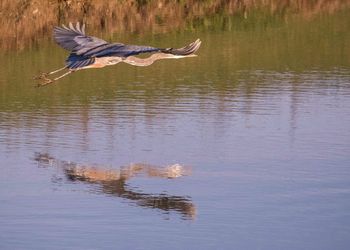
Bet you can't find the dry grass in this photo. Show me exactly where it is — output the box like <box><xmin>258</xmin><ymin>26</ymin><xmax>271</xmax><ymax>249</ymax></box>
<box><xmin>1</xmin><ymin>0</ymin><xmax>349</xmax><ymax>50</ymax></box>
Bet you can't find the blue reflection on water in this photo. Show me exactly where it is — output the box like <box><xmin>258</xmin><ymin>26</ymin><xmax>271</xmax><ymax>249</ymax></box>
<box><xmin>1</xmin><ymin>65</ymin><xmax>350</xmax><ymax>250</ymax></box>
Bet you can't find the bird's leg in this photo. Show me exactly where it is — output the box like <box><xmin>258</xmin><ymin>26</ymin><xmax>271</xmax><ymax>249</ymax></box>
<box><xmin>47</xmin><ymin>66</ymin><xmax>67</xmax><ymax>75</ymax></box>
<box><xmin>53</xmin><ymin>70</ymin><xmax>72</xmax><ymax>81</ymax></box>
<box><xmin>33</xmin><ymin>66</ymin><xmax>67</xmax><ymax>80</ymax></box>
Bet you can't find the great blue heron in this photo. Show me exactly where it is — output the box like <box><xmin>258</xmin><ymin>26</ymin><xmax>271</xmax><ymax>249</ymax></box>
<box><xmin>35</xmin><ymin>22</ymin><xmax>201</xmax><ymax>86</ymax></box>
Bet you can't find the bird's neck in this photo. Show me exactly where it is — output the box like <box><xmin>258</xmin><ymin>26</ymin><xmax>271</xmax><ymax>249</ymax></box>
<box><xmin>123</xmin><ymin>53</ymin><xmax>172</xmax><ymax>67</ymax></box>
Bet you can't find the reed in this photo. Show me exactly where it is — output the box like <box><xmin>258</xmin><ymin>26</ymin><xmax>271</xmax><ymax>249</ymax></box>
<box><xmin>0</xmin><ymin>0</ymin><xmax>349</xmax><ymax>50</ymax></box>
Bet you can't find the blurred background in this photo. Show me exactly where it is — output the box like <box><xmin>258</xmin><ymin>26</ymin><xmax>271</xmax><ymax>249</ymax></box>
<box><xmin>1</xmin><ymin>0</ymin><xmax>349</xmax><ymax>49</ymax></box>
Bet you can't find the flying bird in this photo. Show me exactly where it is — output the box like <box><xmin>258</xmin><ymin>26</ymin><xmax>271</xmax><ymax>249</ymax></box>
<box><xmin>35</xmin><ymin>22</ymin><xmax>201</xmax><ymax>86</ymax></box>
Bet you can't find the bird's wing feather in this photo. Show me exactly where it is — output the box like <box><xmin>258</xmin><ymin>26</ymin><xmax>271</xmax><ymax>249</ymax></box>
<box><xmin>65</xmin><ymin>53</ymin><xmax>95</xmax><ymax>69</ymax></box>
<box><xmin>161</xmin><ymin>39</ymin><xmax>201</xmax><ymax>56</ymax></box>
<box><xmin>85</xmin><ymin>43</ymin><xmax>160</xmax><ymax>58</ymax></box>
<box><xmin>53</xmin><ymin>22</ymin><xmax>109</xmax><ymax>55</ymax></box>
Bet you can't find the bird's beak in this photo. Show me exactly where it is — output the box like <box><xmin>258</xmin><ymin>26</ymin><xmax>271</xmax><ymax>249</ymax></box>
<box><xmin>173</xmin><ymin>54</ymin><xmax>197</xmax><ymax>59</ymax></box>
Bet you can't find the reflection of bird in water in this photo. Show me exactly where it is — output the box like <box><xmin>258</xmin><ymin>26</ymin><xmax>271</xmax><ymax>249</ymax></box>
<box><xmin>34</xmin><ymin>153</ymin><xmax>196</xmax><ymax>220</ymax></box>
<box><xmin>35</xmin><ymin>22</ymin><xmax>201</xmax><ymax>86</ymax></box>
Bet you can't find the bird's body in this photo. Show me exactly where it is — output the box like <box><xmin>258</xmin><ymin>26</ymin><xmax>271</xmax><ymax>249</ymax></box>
<box><xmin>86</xmin><ymin>56</ymin><xmax>123</xmax><ymax>68</ymax></box>
<box><xmin>35</xmin><ymin>22</ymin><xmax>201</xmax><ymax>86</ymax></box>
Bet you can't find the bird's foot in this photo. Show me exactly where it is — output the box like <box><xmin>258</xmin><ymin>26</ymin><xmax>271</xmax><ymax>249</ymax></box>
<box><xmin>35</xmin><ymin>77</ymin><xmax>54</xmax><ymax>88</ymax></box>
<box><xmin>33</xmin><ymin>72</ymin><xmax>49</xmax><ymax>80</ymax></box>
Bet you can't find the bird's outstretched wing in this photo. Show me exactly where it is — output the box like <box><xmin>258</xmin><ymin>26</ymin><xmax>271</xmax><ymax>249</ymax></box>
<box><xmin>53</xmin><ymin>22</ymin><xmax>110</xmax><ymax>55</ymax></box>
<box><xmin>54</xmin><ymin>22</ymin><xmax>161</xmax><ymax>58</ymax></box>
<box><xmin>82</xmin><ymin>43</ymin><xmax>160</xmax><ymax>58</ymax></box>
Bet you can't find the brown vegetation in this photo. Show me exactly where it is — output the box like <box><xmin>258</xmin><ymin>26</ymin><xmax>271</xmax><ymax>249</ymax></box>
<box><xmin>1</xmin><ymin>0</ymin><xmax>349</xmax><ymax>50</ymax></box>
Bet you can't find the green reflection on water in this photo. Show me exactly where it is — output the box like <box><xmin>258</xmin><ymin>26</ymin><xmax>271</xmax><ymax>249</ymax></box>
<box><xmin>0</xmin><ymin>12</ymin><xmax>349</xmax><ymax>112</ymax></box>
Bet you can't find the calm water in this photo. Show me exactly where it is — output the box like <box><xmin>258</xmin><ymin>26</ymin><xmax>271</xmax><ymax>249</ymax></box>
<box><xmin>1</xmin><ymin>13</ymin><xmax>350</xmax><ymax>249</ymax></box>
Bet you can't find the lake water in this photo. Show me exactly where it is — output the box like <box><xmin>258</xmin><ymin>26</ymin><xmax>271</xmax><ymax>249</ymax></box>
<box><xmin>1</xmin><ymin>13</ymin><xmax>350</xmax><ymax>249</ymax></box>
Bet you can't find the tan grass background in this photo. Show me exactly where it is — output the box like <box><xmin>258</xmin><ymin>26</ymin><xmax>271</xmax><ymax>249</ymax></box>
<box><xmin>1</xmin><ymin>0</ymin><xmax>349</xmax><ymax>50</ymax></box>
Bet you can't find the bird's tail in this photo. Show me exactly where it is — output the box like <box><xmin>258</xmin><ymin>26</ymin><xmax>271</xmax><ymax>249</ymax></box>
<box><xmin>161</xmin><ymin>39</ymin><xmax>201</xmax><ymax>56</ymax></box>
